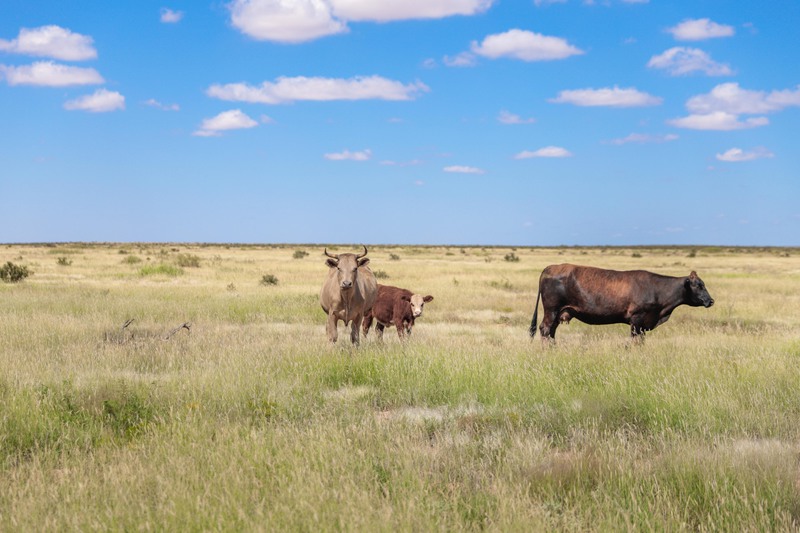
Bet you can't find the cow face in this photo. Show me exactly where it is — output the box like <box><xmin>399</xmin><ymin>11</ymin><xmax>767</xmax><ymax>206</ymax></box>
<box><xmin>685</xmin><ymin>271</ymin><xmax>714</xmax><ymax>308</ymax></box>
<box><xmin>325</xmin><ymin>248</ymin><xmax>369</xmax><ymax>292</ymax></box>
<box><xmin>408</xmin><ymin>294</ymin><xmax>433</xmax><ymax>318</ymax></box>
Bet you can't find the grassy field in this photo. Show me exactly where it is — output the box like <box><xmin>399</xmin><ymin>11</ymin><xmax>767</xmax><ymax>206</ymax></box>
<box><xmin>1</xmin><ymin>243</ymin><xmax>799</xmax><ymax>531</ymax></box>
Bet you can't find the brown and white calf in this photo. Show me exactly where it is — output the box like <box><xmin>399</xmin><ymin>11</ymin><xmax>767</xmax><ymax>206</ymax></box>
<box><xmin>362</xmin><ymin>284</ymin><xmax>433</xmax><ymax>340</ymax></box>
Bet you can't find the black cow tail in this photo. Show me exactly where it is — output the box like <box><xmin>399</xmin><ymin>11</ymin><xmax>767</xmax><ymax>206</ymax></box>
<box><xmin>529</xmin><ymin>289</ymin><xmax>541</xmax><ymax>337</ymax></box>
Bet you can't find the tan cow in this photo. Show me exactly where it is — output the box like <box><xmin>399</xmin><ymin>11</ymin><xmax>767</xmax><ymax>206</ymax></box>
<box><xmin>319</xmin><ymin>246</ymin><xmax>378</xmax><ymax>344</ymax></box>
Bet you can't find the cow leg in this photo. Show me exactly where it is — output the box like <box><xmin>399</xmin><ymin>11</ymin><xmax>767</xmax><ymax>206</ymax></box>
<box><xmin>630</xmin><ymin>318</ymin><xmax>647</xmax><ymax>343</ymax></box>
<box><xmin>375</xmin><ymin>323</ymin><xmax>385</xmax><ymax>341</ymax></box>
<box><xmin>362</xmin><ymin>314</ymin><xmax>373</xmax><ymax>337</ymax></box>
<box><xmin>538</xmin><ymin>309</ymin><xmax>560</xmax><ymax>343</ymax></box>
<box><xmin>326</xmin><ymin>313</ymin><xmax>339</xmax><ymax>343</ymax></box>
<box><xmin>394</xmin><ymin>318</ymin><xmax>406</xmax><ymax>340</ymax></box>
<box><xmin>350</xmin><ymin>316</ymin><xmax>361</xmax><ymax>345</ymax></box>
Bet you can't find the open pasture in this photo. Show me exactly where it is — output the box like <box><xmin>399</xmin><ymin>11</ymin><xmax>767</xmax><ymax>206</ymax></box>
<box><xmin>1</xmin><ymin>243</ymin><xmax>799</xmax><ymax>531</ymax></box>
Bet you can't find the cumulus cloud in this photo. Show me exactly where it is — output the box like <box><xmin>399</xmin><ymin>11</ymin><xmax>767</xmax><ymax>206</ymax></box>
<box><xmin>647</xmin><ymin>47</ymin><xmax>733</xmax><ymax>76</ymax></box>
<box><xmin>0</xmin><ymin>61</ymin><xmax>103</xmax><ymax>86</ymax></box>
<box><xmin>716</xmin><ymin>147</ymin><xmax>774</xmax><ymax>162</ymax></box>
<box><xmin>64</xmin><ymin>89</ymin><xmax>125</xmax><ymax>112</ymax></box>
<box><xmin>471</xmin><ymin>29</ymin><xmax>583</xmax><ymax>61</ymax></box>
<box><xmin>668</xmin><ymin>111</ymin><xmax>768</xmax><ymax>131</ymax></box>
<box><xmin>145</xmin><ymin>98</ymin><xmax>180</xmax><ymax>111</ymax></box>
<box><xmin>229</xmin><ymin>0</ymin><xmax>493</xmax><ymax>42</ymax></box>
<box><xmin>498</xmin><ymin>110</ymin><xmax>535</xmax><ymax>124</ymax></box>
<box><xmin>669</xmin><ymin>83</ymin><xmax>800</xmax><ymax>130</ymax></box>
<box><xmin>667</xmin><ymin>18</ymin><xmax>734</xmax><ymax>41</ymax></box>
<box><xmin>443</xmin><ymin>52</ymin><xmax>477</xmax><ymax>67</ymax></box>
<box><xmin>550</xmin><ymin>86</ymin><xmax>662</xmax><ymax>107</ymax></box>
<box><xmin>0</xmin><ymin>25</ymin><xmax>97</xmax><ymax>61</ymax></box>
<box><xmin>160</xmin><ymin>8</ymin><xmax>185</xmax><ymax>23</ymax></box>
<box><xmin>443</xmin><ymin>165</ymin><xmax>485</xmax><ymax>174</ymax></box>
<box><xmin>324</xmin><ymin>149</ymin><xmax>372</xmax><ymax>161</ymax></box>
<box><xmin>606</xmin><ymin>133</ymin><xmax>679</xmax><ymax>145</ymax></box>
<box><xmin>207</xmin><ymin>75</ymin><xmax>428</xmax><ymax>104</ymax></box>
<box><xmin>193</xmin><ymin>109</ymin><xmax>259</xmax><ymax>137</ymax></box>
<box><xmin>685</xmin><ymin>82</ymin><xmax>800</xmax><ymax>115</ymax></box>
<box><xmin>514</xmin><ymin>146</ymin><xmax>572</xmax><ymax>159</ymax></box>
<box><xmin>330</xmin><ymin>0</ymin><xmax>493</xmax><ymax>22</ymax></box>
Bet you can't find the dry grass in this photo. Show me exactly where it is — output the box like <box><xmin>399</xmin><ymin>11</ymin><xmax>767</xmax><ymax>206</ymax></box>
<box><xmin>1</xmin><ymin>243</ymin><xmax>799</xmax><ymax>531</ymax></box>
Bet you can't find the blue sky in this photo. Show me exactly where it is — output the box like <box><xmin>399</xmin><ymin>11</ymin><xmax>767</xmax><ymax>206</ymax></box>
<box><xmin>1</xmin><ymin>0</ymin><xmax>798</xmax><ymax>246</ymax></box>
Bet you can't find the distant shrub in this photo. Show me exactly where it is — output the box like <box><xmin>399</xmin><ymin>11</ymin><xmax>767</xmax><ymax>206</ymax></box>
<box><xmin>139</xmin><ymin>264</ymin><xmax>184</xmax><ymax>277</ymax></box>
<box><xmin>260</xmin><ymin>274</ymin><xmax>278</xmax><ymax>286</ymax></box>
<box><xmin>389</xmin><ymin>253</ymin><xmax>400</xmax><ymax>261</ymax></box>
<box><xmin>0</xmin><ymin>261</ymin><xmax>32</xmax><ymax>283</ymax></box>
<box><xmin>293</xmin><ymin>250</ymin><xmax>309</xmax><ymax>259</ymax></box>
<box><xmin>175</xmin><ymin>254</ymin><xmax>201</xmax><ymax>268</ymax></box>
<box><xmin>374</xmin><ymin>270</ymin><xmax>390</xmax><ymax>280</ymax></box>
<box><xmin>56</xmin><ymin>257</ymin><xmax>72</xmax><ymax>266</ymax></box>
<box><xmin>687</xmin><ymin>250</ymin><xmax>697</xmax><ymax>258</ymax></box>
<box><xmin>122</xmin><ymin>255</ymin><xmax>142</xmax><ymax>265</ymax></box>
<box><xmin>632</xmin><ymin>252</ymin><xmax>643</xmax><ymax>258</ymax></box>
<box><xmin>504</xmin><ymin>252</ymin><xmax>520</xmax><ymax>262</ymax></box>
<box><xmin>227</xmin><ymin>283</ymin><xmax>237</xmax><ymax>292</ymax></box>
<box><xmin>118</xmin><ymin>249</ymin><xmax>129</xmax><ymax>255</ymax></box>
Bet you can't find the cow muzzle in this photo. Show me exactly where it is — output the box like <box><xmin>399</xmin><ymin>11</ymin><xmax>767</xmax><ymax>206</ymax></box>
<box><xmin>340</xmin><ymin>281</ymin><xmax>353</xmax><ymax>290</ymax></box>
<box><xmin>704</xmin><ymin>299</ymin><xmax>714</xmax><ymax>308</ymax></box>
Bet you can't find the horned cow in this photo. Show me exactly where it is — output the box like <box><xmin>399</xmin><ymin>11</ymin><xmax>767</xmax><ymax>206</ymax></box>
<box><xmin>362</xmin><ymin>284</ymin><xmax>433</xmax><ymax>340</ymax></box>
<box><xmin>530</xmin><ymin>264</ymin><xmax>714</xmax><ymax>341</ymax></box>
<box><xmin>319</xmin><ymin>246</ymin><xmax>378</xmax><ymax>344</ymax></box>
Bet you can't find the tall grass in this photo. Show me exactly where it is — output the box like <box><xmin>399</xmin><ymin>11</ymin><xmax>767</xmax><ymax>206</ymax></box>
<box><xmin>0</xmin><ymin>243</ymin><xmax>799</xmax><ymax>530</ymax></box>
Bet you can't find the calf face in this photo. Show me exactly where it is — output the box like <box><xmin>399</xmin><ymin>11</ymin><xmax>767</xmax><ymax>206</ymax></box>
<box><xmin>685</xmin><ymin>271</ymin><xmax>714</xmax><ymax>308</ymax></box>
<box><xmin>408</xmin><ymin>294</ymin><xmax>433</xmax><ymax>318</ymax></box>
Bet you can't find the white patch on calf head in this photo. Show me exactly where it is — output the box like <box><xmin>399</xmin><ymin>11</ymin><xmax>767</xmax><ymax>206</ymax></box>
<box><xmin>409</xmin><ymin>294</ymin><xmax>433</xmax><ymax>317</ymax></box>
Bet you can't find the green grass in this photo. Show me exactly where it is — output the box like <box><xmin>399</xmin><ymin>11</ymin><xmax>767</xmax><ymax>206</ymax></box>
<box><xmin>0</xmin><ymin>243</ymin><xmax>799</xmax><ymax>530</ymax></box>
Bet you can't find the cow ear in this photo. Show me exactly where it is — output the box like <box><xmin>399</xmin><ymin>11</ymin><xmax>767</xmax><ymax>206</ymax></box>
<box><xmin>689</xmin><ymin>271</ymin><xmax>698</xmax><ymax>279</ymax></box>
<box><xmin>357</xmin><ymin>257</ymin><xmax>370</xmax><ymax>267</ymax></box>
<box><xmin>423</xmin><ymin>295</ymin><xmax>434</xmax><ymax>302</ymax></box>
<box><xmin>326</xmin><ymin>258</ymin><xmax>338</xmax><ymax>268</ymax></box>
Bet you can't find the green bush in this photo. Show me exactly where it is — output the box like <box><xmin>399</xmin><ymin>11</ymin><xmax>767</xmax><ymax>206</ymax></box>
<box><xmin>260</xmin><ymin>274</ymin><xmax>278</xmax><ymax>286</ymax></box>
<box><xmin>175</xmin><ymin>253</ymin><xmax>201</xmax><ymax>268</ymax></box>
<box><xmin>122</xmin><ymin>255</ymin><xmax>142</xmax><ymax>265</ymax></box>
<box><xmin>389</xmin><ymin>253</ymin><xmax>400</xmax><ymax>261</ymax></box>
<box><xmin>56</xmin><ymin>257</ymin><xmax>72</xmax><ymax>266</ymax></box>
<box><xmin>139</xmin><ymin>264</ymin><xmax>184</xmax><ymax>277</ymax></box>
<box><xmin>374</xmin><ymin>270</ymin><xmax>390</xmax><ymax>279</ymax></box>
<box><xmin>0</xmin><ymin>261</ymin><xmax>32</xmax><ymax>283</ymax></box>
<box><xmin>293</xmin><ymin>250</ymin><xmax>309</xmax><ymax>259</ymax></box>
<box><xmin>504</xmin><ymin>252</ymin><xmax>520</xmax><ymax>262</ymax></box>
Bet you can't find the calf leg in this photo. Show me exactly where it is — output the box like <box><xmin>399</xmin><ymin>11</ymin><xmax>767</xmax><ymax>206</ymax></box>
<box><xmin>362</xmin><ymin>314</ymin><xmax>373</xmax><ymax>337</ymax></box>
<box><xmin>375</xmin><ymin>323</ymin><xmax>385</xmax><ymax>341</ymax></box>
<box><xmin>394</xmin><ymin>318</ymin><xmax>407</xmax><ymax>339</ymax></box>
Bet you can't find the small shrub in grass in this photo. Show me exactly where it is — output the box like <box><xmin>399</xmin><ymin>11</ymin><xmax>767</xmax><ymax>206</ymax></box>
<box><xmin>687</xmin><ymin>249</ymin><xmax>697</xmax><ymax>258</ymax></box>
<box><xmin>56</xmin><ymin>256</ymin><xmax>72</xmax><ymax>266</ymax></box>
<box><xmin>389</xmin><ymin>253</ymin><xmax>400</xmax><ymax>261</ymax></box>
<box><xmin>0</xmin><ymin>261</ymin><xmax>32</xmax><ymax>283</ymax></box>
<box><xmin>504</xmin><ymin>252</ymin><xmax>520</xmax><ymax>262</ymax></box>
<box><xmin>293</xmin><ymin>250</ymin><xmax>309</xmax><ymax>259</ymax></box>
<box><xmin>374</xmin><ymin>270</ymin><xmax>390</xmax><ymax>279</ymax></box>
<box><xmin>260</xmin><ymin>274</ymin><xmax>278</xmax><ymax>286</ymax></box>
<box><xmin>139</xmin><ymin>264</ymin><xmax>184</xmax><ymax>277</ymax></box>
<box><xmin>122</xmin><ymin>255</ymin><xmax>142</xmax><ymax>265</ymax></box>
<box><xmin>175</xmin><ymin>253</ymin><xmax>201</xmax><ymax>268</ymax></box>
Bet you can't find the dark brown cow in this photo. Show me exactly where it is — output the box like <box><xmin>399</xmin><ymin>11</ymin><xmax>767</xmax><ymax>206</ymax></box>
<box><xmin>529</xmin><ymin>264</ymin><xmax>714</xmax><ymax>341</ymax></box>
<box><xmin>319</xmin><ymin>246</ymin><xmax>378</xmax><ymax>344</ymax></box>
<box><xmin>362</xmin><ymin>284</ymin><xmax>433</xmax><ymax>340</ymax></box>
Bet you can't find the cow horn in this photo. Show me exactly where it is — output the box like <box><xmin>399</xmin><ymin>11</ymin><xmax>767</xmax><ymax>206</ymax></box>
<box><xmin>356</xmin><ymin>245</ymin><xmax>368</xmax><ymax>260</ymax></box>
<box><xmin>324</xmin><ymin>248</ymin><xmax>338</xmax><ymax>260</ymax></box>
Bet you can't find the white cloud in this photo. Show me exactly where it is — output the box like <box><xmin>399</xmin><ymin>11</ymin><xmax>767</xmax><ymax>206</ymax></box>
<box><xmin>607</xmin><ymin>133</ymin><xmax>678</xmax><ymax>145</ymax></box>
<box><xmin>229</xmin><ymin>0</ymin><xmax>348</xmax><ymax>43</ymax></box>
<box><xmin>0</xmin><ymin>25</ymin><xmax>97</xmax><ymax>61</ymax></box>
<box><xmin>330</xmin><ymin>0</ymin><xmax>493</xmax><ymax>22</ymax></box>
<box><xmin>550</xmin><ymin>86</ymin><xmax>662</xmax><ymax>107</ymax></box>
<box><xmin>443</xmin><ymin>165</ymin><xmax>485</xmax><ymax>174</ymax></box>
<box><xmin>193</xmin><ymin>109</ymin><xmax>259</xmax><ymax>136</ymax></box>
<box><xmin>145</xmin><ymin>98</ymin><xmax>180</xmax><ymax>111</ymax></box>
<box><xmin>324</xmin><ymin>149</ymin><xmax>372</xmax><ymax>161</ymax></box>
<box><xmin>647</xmin><ymin>47</ymin><xmax>732</xmax><ymax>76</ymax></box>
<box><xmin>64</xmin><ymin>89</ymin><xmax>125</xmax><ymax>112</ymax></box>
<box><xmin>514</xmin><ymin>146</ymin><xmax>572</xmax><ymax>159</ymax></box>
<box><xmin>667</xmin><ymin>18</ymin><xmax>734</xmax><ymax>41</ymax></box>
<box><xmin>471</xmin><ymin>29</ymin><xmax>583</xmax><ymax>61</ymax></box>
<box><xmin>0</xmin><ymin>61</ymin><xmax>103</xmax><ymax>86</ymax></box>
<box><xmin>686</xmin><ymin>82</ymin><xmax>800</xmax><ymax>115</ymax></box>
<box><xmin>160</xmin><ymin>8</ymin><xmax>185</xmax><ymax>23</ymax></box>
<box><xmin>716</xmin><ymin>147</ymin><xmax>774</xmax><ymax>162</ymax></box>
<box><xmin>228</xmin><ymin>0</ymin><xmax>493</xmax><ymax>42</ymax></box>
<box><xmin>443</xmin><ymin>52</ymin><xmax>477</xmax><ymax>67</ymax></box>
<box><xmin>668</xmin><ymin>111</ymin><xmax>768</xmax><ymax>131</ymax></box>
<box><xmin>498</xmin><ymin>110</ymin><xmax>535</xmax><ymax>124</ymax></box>
<box><xmin>207</xmin><ymin>75</ymin><xmax>428</xmax><ymax>104</ymax></box>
